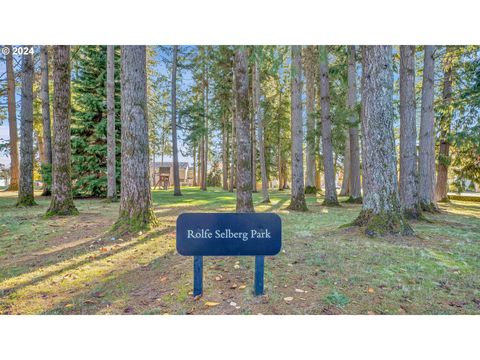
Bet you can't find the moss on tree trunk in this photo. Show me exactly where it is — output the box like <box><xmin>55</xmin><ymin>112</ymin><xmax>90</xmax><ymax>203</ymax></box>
<box><xmin>354</xmin><ymin>209</ymin><xmax>413</xmax><ymax>237</ymax></box>
<box><xmin>353</xmin><ymin>46</ymin><xmax>413</xmax><ymax>237</ymax></box>
<box><xmin>115</xmin><ymin>46</ymin><xmax>157</xmax><ymax>232</ymax></box>
<box><xmin>345</xmin><ymin>195</ymin><xmax>363</xmax><ymax>204</ymax></box>
<box><xmin>47</xmin><ymin>46</ymin><xmax>78</xmax><ymax>216</ymax></box>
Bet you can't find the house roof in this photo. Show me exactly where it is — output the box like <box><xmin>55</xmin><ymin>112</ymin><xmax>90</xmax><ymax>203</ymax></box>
<box><xmin>153</xmin><ymin>161</ymin><xmax>190</xmax><ymax>168</ymax></box>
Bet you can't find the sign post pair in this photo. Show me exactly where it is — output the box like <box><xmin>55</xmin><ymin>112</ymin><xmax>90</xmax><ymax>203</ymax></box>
<box><xmin>176</xmin><ymin>213</ymin><xmax>282</xmax><ymax>296</ymax></box>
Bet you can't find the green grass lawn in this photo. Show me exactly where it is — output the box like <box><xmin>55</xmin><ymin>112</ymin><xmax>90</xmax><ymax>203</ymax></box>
<box><xmin>0</xmin><ymin>187</ymin><xmax>479</xmax><ymax>314</ymax></box>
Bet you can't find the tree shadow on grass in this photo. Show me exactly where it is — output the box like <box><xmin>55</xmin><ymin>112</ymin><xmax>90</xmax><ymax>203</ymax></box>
<box><xmin>40</xmin><ymin>246</ymin><xmax>185</xmax><ymax>315</ymax></box>
<box><xmin>0</xmin><ymin>225</ymin><xmax>175</xmax><ymax>302</ymax></box>
<box><xmin>260</xmin><ymin>197</ymin><xmax>289</xmax><ymax>212</ymax></box>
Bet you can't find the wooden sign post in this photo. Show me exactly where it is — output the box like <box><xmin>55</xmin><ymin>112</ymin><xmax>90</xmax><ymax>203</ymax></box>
<box><xmin>176</xmin><ymin>213</ymin><xmax>282</xmax><ymax>297</ymax></box>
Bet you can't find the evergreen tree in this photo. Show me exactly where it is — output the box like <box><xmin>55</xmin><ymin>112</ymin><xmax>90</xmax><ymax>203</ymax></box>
<box><xmin>70</xmin><ymin>45</ymin><xmax>121</xmax><ymax>197</ymax></box>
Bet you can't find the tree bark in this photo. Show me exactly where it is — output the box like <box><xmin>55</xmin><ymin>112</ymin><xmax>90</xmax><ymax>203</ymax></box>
<box><xmin>106</xmin><ymin>45</ymin><xmax>117</xmax><ymax>201</ymax></box>
<box><xmin>304</xmin><ymin>46</ymin><xmax>317</xmax><ymax>194</ymax></box>
<box><xmin>47</xmin><ymin>46</ymin><xmax>77</xmax><ymax>215</ymax></box>
<box><xmin>418</xmin><ymin>46</ymin><xmax>438</xmax><ymax>212</ymax></box>
<box><xmin>199</xmin><ymin>137</ymin><xmax>204</xmax><ymax>189</ymax></box>
<box><xmin>37</xmin><ymin>131</ymin><xmax>45</xmax><ymax>163</ymax></box>
<box><xmin>315</xmin><ymin>78</ymin><xmax>322</xmax><ymax>192</ymax></box>
<box><xmin>39</xmin><ymin>45</ymin><xmax>53</xmax><ymax>196</ymax></box>
<box><xmin>435</xmin><ymin>46</ymin><xmax>455</xmax><ymax>203</ymax></box>
<box><xmin>339</xmin><ymin>131</ymin><xmax>350</xmax><ymax>196</ymax></box>
<box><xmin>222</xmin><ymin>114</ymin><xmax>229</xmax><ymax>190</ymax></box>
<box><xmin>114</xmin><ymin>46</ymin><xmax>157</xmax><ymax>231</ymax></box>
<box><xmin>251</xmin><ymin>89</ymin><xmax>257</xmax><ymax>193</ymax></box>
<box><xmin>399</xmin><ymin>45</ymin><xmax>420</xmax><ymax>218</ymax></box>
<box><xmin>6</xmin><ymin>46</ymin><xmax>19</xmax><ymax>191</ymax></box>
<box><xmin>192</xmin><ymin>145</ymin><xmax>197</xmax><ymax>186</ymax></box>
<box><xmin>17</xmin><ymin>48</ymin><xmax>36</xmax><ymax>206</ymax></box>
<box><xmin>201</xmin><ymin>47</ymin><xmax>208</xmax><ymax>191</ymax></box>
<box><xmin>287</xmin><ymin>45</ymin><xmax>308</xmax><ymax>211</ymax></box>
<box><xmin>319</xmin><ymin>46</ymin><xmax>339</xmax><ymax>206</ymax></box>
<box><xmin>347</xmin><ymin>46</ymin><xmax>362</xmax><ymax>203</ymax></box>
<box><xmin>229</xmin><ymin>70</ymin><xmax>236</xmax><ymax>193</ymax></box>
<box><xmin>171</xmin><ymin>45</ymin><xmax>182</xmax><ymax>196</ymax></box>
<box><xmin>278</xmin><ymin>90</ymin><xmax>283</xmax><ymax>191</ymax></box>
<box><xmin>354</xmin><ymin>46</ymin><xmax>412</xmax><ymax>236</ymax></box>
<box><xmin>254</xmin><ymin>59</ymin><xmax>270</xmax><ymax>203</ymax></box>
<box><xmin>234</xmin><ymin>47</ymin><xmax>254</xmax><ymax>212</ymax></box>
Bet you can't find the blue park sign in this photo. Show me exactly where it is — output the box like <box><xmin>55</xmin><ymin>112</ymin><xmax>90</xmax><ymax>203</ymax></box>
<box><xmin>176</xmin><ymin>213</ymin><xmax>282</xmax><ymax>296</ymax></box>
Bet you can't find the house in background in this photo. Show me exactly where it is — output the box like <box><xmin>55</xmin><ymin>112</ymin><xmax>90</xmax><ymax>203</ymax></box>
<box><xmin>151</xmin><ymin>162</ymin><xmax>193</xmax><ymax>189</ymax></box>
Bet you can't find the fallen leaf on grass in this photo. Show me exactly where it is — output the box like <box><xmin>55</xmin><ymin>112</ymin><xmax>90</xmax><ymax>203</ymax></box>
<box><xmin>160</xmin><ymin>276</ymin><xmax>168</xmax><ymax>283</ymax></box>
<box><xmin>367</xmin><ymin>288</ymin><xmax>375</xmax><ymax>293</ymax></box>
<box><xmin>230</xmin><ymin>283</ymin><xmax>238</xmax><ymax>289</ymax></box>
<box><xmin>215</xmin><ymin>275</ymin><xmax>223</xmax><ymax>281</ymax></box>
<box><xmin>238</xmin><ymin>285</ymin><xmax>247</xmax><ymax>290</ymax></box>
<box><xmin>64</xmin><ymin>303</ymin><xmax>74</xmax><ymax>308</ymax></box>
<box><xmin>295</xmin><ymin>289</ymin><xmax>305</xmax><ymax>293</ymax></box>
<box><xmin>99</xmin><ymin>247</ymin><xmax>108</xmax><ymax>253</ymax></box>
<box><xmin>205</xmin><ymin>301</ymin><xmax>220</xmax><ymax>307</ymax></box>
<box><xmin>284</xmin><ymin>297</ymin><xmax>293</xmax><ymax>303</ymax></box>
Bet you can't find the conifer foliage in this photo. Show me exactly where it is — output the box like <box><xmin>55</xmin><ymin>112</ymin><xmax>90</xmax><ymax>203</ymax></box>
<box><xmin>70</xmin><ymin>46</ymin><xmax>121</xmax><ymax>197</ymax></box>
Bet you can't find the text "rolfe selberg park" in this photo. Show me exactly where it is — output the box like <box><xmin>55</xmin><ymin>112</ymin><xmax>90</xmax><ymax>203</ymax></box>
<box><xmin>187</xmin><ymin>228</ymin><xmax>272</xmax><ymax>242</ymax></box>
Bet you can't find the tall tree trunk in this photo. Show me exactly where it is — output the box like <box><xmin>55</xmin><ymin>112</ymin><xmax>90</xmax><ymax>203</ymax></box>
<box><xmin>399</xmin><ymin>45</ymin><xmax>420</xmax><ymax>218</ymax></box>
<box><xmin>278</xmin><ymin>90</ymin><xmax>283</xmax><ymax>191</ymax></box>
<box><xmin>151</xmin><ymin>153</ymin><xmax>156</xmax><ymax>188</ymax></box>
<box><xmin>287</xmin><ymin>45</ymin><xmax>308</xmax><ymax>211</ymax></box>
<box><xmin>229</xmin><ymin>71</ymin><xmax>236</xmax><ymax>193</ymax></box>
<box><xmin>354</xmin><ymin>46</ymin><xmax>412</xmax><ymax>236</ymax></box>
<box><xmin>37</xmin><ymin>131</ymin><xmax>45</xmax><ymax>163</ymax></box>
<box><xmin>17</xmin><ymin>48</ymin><xmax>36</xmax><ymax>206</ymax></box>
<box><xmin>435</xmin><ymin>46</ymin><xmax>455</xmax><ymax>203</ymax></box>
<box><xmin>222</xmin><ymin>115</ymin><xmax>228</xmax><ymax>190</ymax></box>
<box><xmin>6</xmin><ymin>46</ymin><xmax>19</xmax><ymax>191</ymax></box>
<box><xmin>234</xmin><ymin>47</ymin><xmax>254</xmax><ymax>212</ymax></box>
<box><xmin>315</xmin><ymin>81</ymin><xmax>323</xmax><ymax>192</ymax></box>
<box><xmin>319</xmin><ymin>46</ymin><xmax>339</xmax><ymax>206</ymax></box>
<box><xmin>229</xmin><ymin>117</ymin><xmax>235</xmax><ymax>193</ymax></box>
<box><xmin>418</xmin><ymin>46</ymin><xmax>437</xmax><ymax>212</ymax></box>
<box><xmin>171</xmin><ymin>45</ymin><xmax>182</xmax><ymax>196</ymax></box>
<box><xmin>47</xmin><ymin>46</ymin><xmax>77</xmax><ymax>215</ymax></box>
<box><xmin>304</xmin><ymin>46</ymin><xmax>317</xmax><ymax>194</ymax></box>
<box><xmin>106</xmin><ymin>45</ymin><xmax>117</xmax><ymax>201</ymax></box>
<box><xmin>192</xmin><ymin>145</ymin><xmax>197</xmax><ymax>186</ymax></box>
<box><xmin>339</xmin><ymin>132</ymin><xmax>350</xmax><ymax>196</ymax></box>
<box><xmin>251</xmin><ymin>91</ymin><xmax>257</xmax><ymax>193</ymax></box>
<box><xmin>277</xmin><ymin>140</ymin><xmax>282</xmax><ymax>190</ymax></box>
<box><xmin>199</xmin><ymin>138</ymin><xmax>204</xmax><ymax>189</ymax></box>
<box><xmin>347</xmin><ymin>45</ymin><xmax>362</xmax><ymax>203</ymax></box>
<box><xmin>40</xmin><ymin>45</ymin><xmax>53</xmax><ymax>196</ymax></box>
<box><xmin>114</xmin><ymin>46</ymin><xmax>157</xmax><ymax>231</ymax></box>
<box><xmin>201</xmin><ymin>48</ymin><xmax>208</xmax><ymax>191</ymax></box>
<box><xmin>254</xmin><ymin>59</ymin><xmax>270</xmax><ymax>203</ymax></box>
